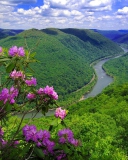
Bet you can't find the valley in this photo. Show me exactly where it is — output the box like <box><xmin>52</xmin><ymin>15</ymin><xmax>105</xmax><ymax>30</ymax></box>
<box><xmin>0</xmin><ymin>28</ymin><xmax>128</xmax><ymax>159</ymax></box>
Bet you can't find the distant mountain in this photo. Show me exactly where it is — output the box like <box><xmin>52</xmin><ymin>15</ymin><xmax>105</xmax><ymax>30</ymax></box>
<box><xmin>112</xmin><ymin>33</ymin><xmax>128</xmax><ymax>44</ymax></box>
<box><xmin>0</xmin><ymin>28</ymin><xmax>24</xmax><ymax>39</ymax></box>
<box><xmin>91</xmin><ymin>29</ymin><xmax>128</xmax><ymax>41</ymax></box>
<box><xmin>0</xmin><ymin>28</ymin><xmax>123</xmax><ymax>100</ymax></box>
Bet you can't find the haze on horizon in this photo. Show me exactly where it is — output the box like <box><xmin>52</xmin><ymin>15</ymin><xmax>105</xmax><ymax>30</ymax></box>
<box><xmin>0</xmin><ymin>0</ymin><xmax>128</xmax><ymax>30</ymax></box>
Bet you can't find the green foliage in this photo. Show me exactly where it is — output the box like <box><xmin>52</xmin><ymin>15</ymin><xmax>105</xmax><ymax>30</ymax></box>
<box><xmin>0</xmin><ymin>28</ymin><xmax>123</xmax><ymax>104</ymax></box>
<box><xmin>103</xmin><ymin>53</ymin><xmax>128</xmax><ymax>84</ymax></box>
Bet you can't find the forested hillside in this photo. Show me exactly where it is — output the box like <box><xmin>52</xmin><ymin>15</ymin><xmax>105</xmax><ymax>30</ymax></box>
<box><xmin>92</xmin><ymin>29</ymin><xmax>128</xmax><ymax>40</ymax></box>
<box><xmin>0</xmin><ymin>28</ymin><xmax>123</xmax><ymax>102</ymax></box>
<box><xmin>23</xmin><ymin>53</ymin><xmax>128</xmax><ymax>159</ymax></box>
<box><xmin>60</xmin><ymin>28</ymin><xmax>123</xmax><ymax>60</ymax></box>
<box><xmin>113</xmin><ymin>33</ymin><xmax>128</xmax><ymax>49</ymax></box>
<box><xmin>0</xmin><ymin>28</ymin><xmax>23</xmax><ymax>39</ymax></box>
<box><xmin>103</xmin><ymin>53</ymin><xmax>128</xmax><ymax>84</ymax></box>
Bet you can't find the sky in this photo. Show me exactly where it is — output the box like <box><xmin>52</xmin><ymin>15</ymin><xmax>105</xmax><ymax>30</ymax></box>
<box><xmin>0</xmin><ymin>0</ymin><xmax>128</xmax><ymax>30</ymax></box>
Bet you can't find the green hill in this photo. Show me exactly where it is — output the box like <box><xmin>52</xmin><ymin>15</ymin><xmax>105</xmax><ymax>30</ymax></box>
<box><xmin>0</xmin><ymin>28</ymin><xmax>123</xmax><ymax>102</ymax></box>
<box><xmin>60</xmin><ymin>28</ymin><xmax>124</xmax><ymax>61</ymax></box>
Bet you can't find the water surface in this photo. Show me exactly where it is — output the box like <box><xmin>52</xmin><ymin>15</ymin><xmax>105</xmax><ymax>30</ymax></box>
<box><xmin>84</xmin><ymin>59</ymin><xmax>113</xmax><ymax>99</ymax></box>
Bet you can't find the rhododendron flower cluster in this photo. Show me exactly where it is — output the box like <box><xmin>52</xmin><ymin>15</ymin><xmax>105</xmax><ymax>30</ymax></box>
<box><xmin>37</xmin><ymin>85</ymin><xmax>58</xmax><ymax>100</ymax></box>
<box><xmin>55</xmin><ymin>107</ymin><xmax>67</xmax><ymax>120</ymax></box>
<box><xmin>10</xmin><ymin>70</ymin><xmax>25</xmax><ymax>80</ymax></box>
<box><xmin>25</xmin><ymin>77</ymin><xmax>37</xmax><ymax>86</ymax></box>
<box><xmin>58</xmin><ymin>129</ymin><xmax>79</xmax><ymax>146</ymax></box>
<box><xmin>22</xmin><ymin>125</ymin><xmax>55</xmax><ymax>154</ymax></box>
<box><xmin>0</xmin><ymin>45</ymin><xmax>81</xmax><ymax>159</ymax></box>
<box><xmin>27</xmin><ymin>93</ymin><xmax>36</xmax><ymax>100</ymax></box>
<box><xmin>0</xmin><ymin>86</ymin><xmax>18</xmax><ymax>104</ymax></box>
<box><xmin>27</xmin><ymin>85</ymin><xmax>58</xmax><ymax>102</ymax></box>
<box><xmin>9</xmin><ymin>46</ymin><xmax>25</xmax><ymax>57</ymax></box>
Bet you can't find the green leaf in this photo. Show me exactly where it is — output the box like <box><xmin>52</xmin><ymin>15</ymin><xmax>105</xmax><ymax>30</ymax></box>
<box><xmin>0</xmin><ymin>58</ymin><xmax>10</xmax><ymax>62</ymax></box>
<box><xmin>5</xmin><ymin>103</ymin><xmax>12</xmax><ymax>112</ymax></box>
<box><xmin>30</xmin><ymin>52</ymin><xmax>36</xmax><ymax>58</ymax></box>
<box><xmin>20</xmin><ymin>144</ymin><xmax>31</xmax><ymax>157</ymax></box>
<box><xmin>6</xmin><ymin>62</ymin><xmax>15</xmax><ymax>73</ymax></box>
<box><xmin>61</xmin><ymin>120</ymin><xmax>67</xmax><ymax>127</ymax></box>
<box><xmin>34</xmin><ymin>147</ymin><xmax>45</xmax><ymax>158</ymax></box>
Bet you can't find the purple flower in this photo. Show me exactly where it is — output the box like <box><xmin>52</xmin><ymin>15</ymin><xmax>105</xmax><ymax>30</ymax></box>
<box><xmin>0</xmin><ymin>88</ymin><xmax>9</xmax><ymax>104</ymax></box>
<box><xmin>42</xmin><ymin>139</ymin><xmax>55</xmax><ymax>153</ymax></box>
<box><xmin>18</xmin><ymin>47</ymin><xmax>25</xmax><ymax>56</ymax></box>
<box><xmin>27</xmin><ymin>93</ymin><xmax>36</xmax><ymax>99</ymax></box>
<box><xmin>55</xmin><ymin>107</ymin><xmax>66</xmax><ymax>120</ymax></box>
<box><xmin>43</xmin><ymin>85</ymin><xmax>58</xmax><ymax>100</ymax></box>
<box><xmin>58</xmin><ymin>129</ymin><xmax>74</xmax><ymax>144</ymax></box>
<box><xmin>9</xmin><ymin>46</ymin><xmax>18</xmax><ymax>56</ymax></box>
<box><xmin>36</xmin><ymin>130</ymin><xmax>50</xmax><ymax>140</ymax></box>
<box><xmin>22</xmin><ymin>125</ymin><xmax>55</xmax><ymax>154</ymax></box>
<box><xmin>10</xmin><ymin>70</ymin><xmax>25</xmax><ymax>80</ymax></box>
<box><xmin>25</xmin><ymin>77</ymin><xmax>37</xmax><ymax>86</ymax></box>
<box><xmin>0</xmin><ymin>86</ymin><xmax>18</xmax><ymax>104</ymax></box>
<box><xmin>0</xmin><ymin>47</ymin><xmax>3</xmax><ymax>54</ymax></box>
<box><xmin>70</xmin><ymin>138</ymin><xmax>79</xmax><ymax>147</ymax></box>
<box><xmin>9</xmin><ymin>46</ymin><xmax>25</xmax><ymax>57</ymax></box>
<box><xmin>22</xmin><ymin>125</ymin><xmax>37</xmax><ymax>142</ymax></box>
<box><xmin>9</xmin><ymin>86</ymin><xmax>19</xmax><ymax>104</ymax></box>
<box><xmin>37</xmin><ymin>88</ymin><xmax>44</xmax><ymax>94</ymax></box>
<box><xmin>0</xmin><ymin>138</ymin><xmax>7</xmax><ymax>147</ymax></box>
<box><xmin>55</xmin><ymin>150</ymin><xmax>67</xmax><ymax>160</ymax></box>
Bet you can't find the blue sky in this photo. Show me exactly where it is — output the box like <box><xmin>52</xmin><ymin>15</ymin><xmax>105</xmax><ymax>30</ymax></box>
<box><xmin>0</xmin><ymin>0</ymin><xmax>128</xmax><ymax>30</ymax></box>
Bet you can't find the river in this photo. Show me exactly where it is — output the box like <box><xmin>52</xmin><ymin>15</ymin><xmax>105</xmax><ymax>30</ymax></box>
<box><xmin>83</xmin><ymin>58</ymin><xmax>113</xmax><ymax>99</ymax></box>
<box><xmin>84</xmin><ymin>47</ymin><xmax>128</xmax><ymax>99</ymax></box>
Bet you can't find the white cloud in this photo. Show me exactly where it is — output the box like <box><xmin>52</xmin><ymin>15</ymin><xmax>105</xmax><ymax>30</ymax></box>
<box><xmin>117</xmin><ymin>7</ymin><xmax>128</xmax><ymax>15</ymax></box>
<box><xmin>0</xmin><ymin>4</ymin><xmax>14</xmax><ymax>13</ymax></box>
<box><xmin>0</xmin><ymin>0</ymin><xmax>127</xmax><ymax>30</ymax></box>
<box><xmin>44</xmin><ymin>0</ymin><xmax>113</xmax><ymax>11</ymax></box>
<box><xmin>88</xmin><ymin>0</ymin><xmax>111</xmax><ymax>7</ymax></box>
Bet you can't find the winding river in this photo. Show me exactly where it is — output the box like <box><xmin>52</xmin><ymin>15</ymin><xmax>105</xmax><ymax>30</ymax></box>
<box><xmin>84</xmin><ymin>47</ymin><xmax>128</xmax><ymax>99</ymax></box>
<box><xmin>18</xmin><ymin>48</ymin><xmax>127</xmax><ymax>118</ymax></box>
<box><xmin>83</xmin><ymin>58</ymin><xmax>113</xmax><ymax>99</ymax></box>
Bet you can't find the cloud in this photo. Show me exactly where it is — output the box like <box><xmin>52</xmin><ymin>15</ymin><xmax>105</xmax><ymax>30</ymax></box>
<box><xmin>44</xmin><ymin>0</ymin><xmax>113</xmax><ymax>11</ymax></box>
<box><xmin>0</xmin><ymin>4</ymin><xmax>14</xmax><ymax>13</ymax></box>
<box><xmin>117</xmin><ymin>7</ymin><xmax>128</xmax><ymax>15</ymax></box>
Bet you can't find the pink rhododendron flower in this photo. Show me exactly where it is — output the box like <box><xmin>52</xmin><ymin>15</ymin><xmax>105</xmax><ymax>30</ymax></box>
<box><xmin>0</xmin><ymin>47</ymin><xmax>3</xmax><ymax>53</ymax></box>
<box><xmin>27</xmin><ymin>93</ymin><xmax>36</xmax><ymax>99</ymax></box>
<box><xmin>25</xmin><ymin>77</ymin><xmax>37</xmax><ymax>86</ymax></box>
<box><xmin>37</xmin><ymin>88</ymin><xmax>43</xmax><ymax>94</ymax></box>
<box><xmin>0</xmin><ymin>86</ymin><xmax>18</xmax><ymax>104</ymax></box>
<box><xmin>55</xmin><ymin>107</ymin><xmax>66</xmax><ymax>120</ymax></box>
<box><xmin>9</xmin><ymin>46</ymin><xmax>25</xmax><ymax>57</ymax></box>
<box><xmin>43</xmin><ymin>85</ymin><xmax>58</xmax><ymax>100</ymax></box>
<box><xmin>10</xmin><ymin>70</ymin><xmax>25</xmax><ymax>80</ymax></box>
<box><xmin>18</xmin><ymin>47</ymin><xmax>25</xmax><ymax>56</ymax></box>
